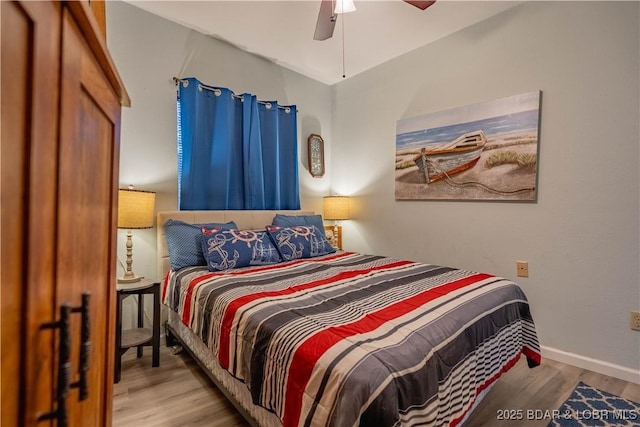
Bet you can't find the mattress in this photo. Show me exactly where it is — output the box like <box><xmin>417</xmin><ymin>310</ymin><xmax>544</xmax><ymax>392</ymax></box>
<box><xmin>162</xmin><ymin>251</ymin><xmax>541</xmax><ymax>427</ymax></box>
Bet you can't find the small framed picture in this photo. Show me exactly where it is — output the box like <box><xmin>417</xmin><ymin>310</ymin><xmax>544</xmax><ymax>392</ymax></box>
<box><xmin>324</xmin><ymin>225</ymin><xmax>342</xmax><ymax>250</ymax></box>
<box><xmin>308</xmin><ymin>134</ymin><xmax>325</xmax><ymax>178</ymax></box>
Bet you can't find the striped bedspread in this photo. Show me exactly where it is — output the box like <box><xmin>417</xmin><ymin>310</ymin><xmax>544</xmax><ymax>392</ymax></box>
<box><xmin>163</xmin><ymin>251</ymin><xmax>541</xmax><ymax>427</ymax></box>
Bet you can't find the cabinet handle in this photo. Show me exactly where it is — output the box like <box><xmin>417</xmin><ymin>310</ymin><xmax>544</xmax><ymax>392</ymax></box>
<box><xmin>71</xmin><ymin>292</ymin><xmax>91</xmax><ymax>401</ymax></box>
<box><xmin>38</xmin><ymin>293</ymin><xmax>91</xmax><ymax>424</ymax></box>
<box><xmin>38</xmin><ymin>304</ymin><xmax>72</xmax><ymax>427</ymax></box>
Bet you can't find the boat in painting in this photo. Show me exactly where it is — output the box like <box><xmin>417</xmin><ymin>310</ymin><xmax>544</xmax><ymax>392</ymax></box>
<box><xmin>413</xmin><ymin>130</ymin><xmax>487</xmax><ymax>184</ymax></box>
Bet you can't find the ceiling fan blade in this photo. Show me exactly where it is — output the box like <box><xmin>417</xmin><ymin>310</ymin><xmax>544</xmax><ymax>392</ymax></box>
<box><xmin>403</xmin><ymin>0</ymin><xmax>436</xmax><ymax>11</ymax></box>
<box><xmin>314</xmin><ymin>0</ymin><xmax>337</xmax><ymax>41</ymax></box>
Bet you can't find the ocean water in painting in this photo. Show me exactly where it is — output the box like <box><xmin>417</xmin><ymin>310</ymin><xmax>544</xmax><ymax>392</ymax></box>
<box><xmin>396</xmin><ymin>109</ymin><xmax>539</xmax><ymax>151</ymax></box>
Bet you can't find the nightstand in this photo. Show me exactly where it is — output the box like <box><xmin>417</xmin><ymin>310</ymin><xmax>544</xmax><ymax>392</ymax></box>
<box><xmin>114</xmin><ymin>279</ymin><xmax>160</xmax><ymax>383</ymax></box>
<box><xmin>324</xmin><ymin>225</ymin><xmax>343</xmax><ymax>250</ymax></box>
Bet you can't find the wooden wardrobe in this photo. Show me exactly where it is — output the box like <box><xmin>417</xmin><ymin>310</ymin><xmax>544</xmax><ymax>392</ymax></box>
<box><xmin>1</xmin><ymin>1</ymin><xmax>129</xmax><ymax>426</ymax></box>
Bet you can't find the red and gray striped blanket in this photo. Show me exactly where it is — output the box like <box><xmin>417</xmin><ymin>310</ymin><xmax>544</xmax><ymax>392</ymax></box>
<box><xmin>163</xmin><ymin>251</ymin><xmax>540</xmax><ymax>427</ymax></box>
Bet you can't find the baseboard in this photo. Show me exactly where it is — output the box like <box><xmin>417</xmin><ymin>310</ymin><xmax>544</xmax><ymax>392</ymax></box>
<box><xmin>542</xmin><ymin>345</ymin><xmax>640</xmax><ymax>384</ymax></box>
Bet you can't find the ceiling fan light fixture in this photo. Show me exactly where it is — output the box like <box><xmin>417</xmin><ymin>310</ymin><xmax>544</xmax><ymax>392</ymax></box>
<box><xmin>334</xmin><ymin>0</ymin><xmax>356</xmax><ymax>14</ymax></box>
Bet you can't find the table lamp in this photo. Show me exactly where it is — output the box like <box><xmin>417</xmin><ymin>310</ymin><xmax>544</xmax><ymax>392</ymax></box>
<box><xmin>323</xmin><ymin>195</ymin><xmax>350</xmax><ymax>249</ymax></box>
<box><xmin>117</xmin><ymin>188</ymin><xmax>155</xmax><ymax>283</ymax></box>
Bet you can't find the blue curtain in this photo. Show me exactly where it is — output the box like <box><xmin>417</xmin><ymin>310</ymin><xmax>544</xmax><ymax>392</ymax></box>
<box><xmin>177</xmin><ymin>77</ymin><xmax>300</xmax><ymax>210</ymax></box>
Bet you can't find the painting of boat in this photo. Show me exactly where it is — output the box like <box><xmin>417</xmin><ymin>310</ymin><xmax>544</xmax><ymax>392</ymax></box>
<box><xmin>396</xmin><ymin>91</ymin><xmax>540</xmax><ymax>201</ymax></box>
<box><xmin>413</xmin><ymin>130</ymin><xmax>487</xmax><ymax>184</ymax></box>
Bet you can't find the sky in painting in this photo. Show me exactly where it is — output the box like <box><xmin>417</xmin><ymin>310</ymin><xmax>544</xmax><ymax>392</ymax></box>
<box><xmin>396</xmin><ymin>91</ymin><xmax>540</xmax><ymax>135</ymax></box>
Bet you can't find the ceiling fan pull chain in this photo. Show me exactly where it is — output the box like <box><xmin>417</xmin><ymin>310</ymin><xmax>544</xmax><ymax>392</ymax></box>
<box><xmin>341</xmin><ymin>3</ymin><xmax>346</xmax><ymax>78</ymax></box>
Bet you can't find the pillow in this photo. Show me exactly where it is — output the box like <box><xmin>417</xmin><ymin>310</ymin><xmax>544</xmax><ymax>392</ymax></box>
<box><xmin>165</xmin><ymin>219</ymin><xmax>237</xmax><ymax>271</ymax></box>
<box><xmin>271</xmin><ymin>214</ymin><xmax>326</xmax><ymax>238</ymax></box>
<box><xmin>201</xmin><ymin>227</ymin><xmax>282</xmax><ymax>271</ymax></box>
<box><xmin>265</xmin><ymin>225</ymin><xmax>335</xmax><ymax>261</ymax></box>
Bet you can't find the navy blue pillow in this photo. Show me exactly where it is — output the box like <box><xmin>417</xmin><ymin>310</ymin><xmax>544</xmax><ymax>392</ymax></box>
<box><xmin>201</xmin><ymin>227</ymin><xmax>282</xmax><ymax>271</ymax></box>
<box><xmin>265</xmin><ymin>225</ymin><xmax>335</xmax><ymax>261</ymax></box>
<box><xmin>165</xmin><ymin>219</ymin><xmax>237</xmax><ymax>271</ymax></box>
<box><xmin>271</xmin><ymin>214</ymin><xmax>326</xmax><ymax>238</ymax></box>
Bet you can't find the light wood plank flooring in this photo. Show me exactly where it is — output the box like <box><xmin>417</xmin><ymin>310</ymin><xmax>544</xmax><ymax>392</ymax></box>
<box><xmin>113</xmin><ymin>345</ymin><xmax>640</xmax><ymax>427</ymax></box>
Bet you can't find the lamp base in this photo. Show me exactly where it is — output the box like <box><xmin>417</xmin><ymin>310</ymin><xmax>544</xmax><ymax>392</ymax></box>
<box><xmin>117</xmin><ymin>275</ymin><xmax>144</xmax><ymax>284</ymax></box>
<box><xmin>119</xmin><ymin>230</ymin><xmax>143</xmax><ymax>284</ymax></box>
<box><xmin>325</xmin><ymin>224</ymin><xmax>342</xmax><ymax>250</ymax></box>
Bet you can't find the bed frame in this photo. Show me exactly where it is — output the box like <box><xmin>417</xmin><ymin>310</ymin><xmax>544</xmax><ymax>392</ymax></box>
<box><xmin>157</xmin><ymin>210</ymin><xmax>314</xmax><ymax>427</ymax></box>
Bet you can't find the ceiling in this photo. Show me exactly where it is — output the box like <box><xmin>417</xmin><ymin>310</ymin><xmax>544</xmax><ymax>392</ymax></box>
<box><xmin>124</xmin><ymin>1</ymin><xmax>521</xmax><ymax>85</ymax></box>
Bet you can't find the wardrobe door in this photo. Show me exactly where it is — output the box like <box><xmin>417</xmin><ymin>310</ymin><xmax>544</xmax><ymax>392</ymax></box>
<box><xmin>1</xmin><ymin>2</ymin><xmax>61</xmax><ymax>425</ymax></box>
<box><xmin>56</xmin><ymin>6</ymin><xmax>122</xmax><ymax>426</ymax></box>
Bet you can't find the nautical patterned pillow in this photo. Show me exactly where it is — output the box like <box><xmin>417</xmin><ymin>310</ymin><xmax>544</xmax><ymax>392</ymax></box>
<box><xmin>165</xmin><ymin>219</ymin><xmax>237</xmax><ymax>271</ymax></box>
<box><xmin>271</xmin><ymin>214</ymin><xmax>327</xmax><ymax>238</ymax></box>
<box><xmin>201</xmin><ymin>227</ymin><xmax>282</xmax><ymax>271</ymax></box>
<box><xmin>265</xmin><ymin>225</ymin><xmax>335</xmax><ymax>261</ymax></box>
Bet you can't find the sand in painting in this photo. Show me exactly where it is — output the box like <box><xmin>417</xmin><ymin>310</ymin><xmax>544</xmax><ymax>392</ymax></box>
<box><xmin>395</xmin><ymin>131</ymin><xmax>538</xmax><ymax>201</ymax></box>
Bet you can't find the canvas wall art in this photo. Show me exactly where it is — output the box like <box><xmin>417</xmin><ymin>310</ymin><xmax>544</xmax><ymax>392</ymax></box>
<box><xmin>395</xmin><ymin>91</ymin><xmax>541</xmax><ymax>201</ymax></box>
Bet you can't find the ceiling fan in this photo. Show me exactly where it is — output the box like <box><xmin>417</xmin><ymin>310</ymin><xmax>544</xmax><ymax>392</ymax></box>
<box><xmin>313</xmin><ymin>0</ymin><xmax>436</xmax><ymax>41</ymax></box>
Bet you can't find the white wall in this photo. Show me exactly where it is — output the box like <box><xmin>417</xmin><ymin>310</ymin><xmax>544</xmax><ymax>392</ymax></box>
<box><xmin>332</xmin><ymin>2</ymin><xmax>639</xmax><ymax>376</ymax></box>
<box><xmin>107</xmin><ymin>1</ymin><xmax>333</xmax><ymax>283</ymax></box>
<box><xmin>108</xmin><ymin>1</ymin><xmax>640</xmax><ymax>378</ymax></box>
<box><xmin>107</xmin><ymin>1</ymin><xmax>333</xmax><ymax>328</ymax></box>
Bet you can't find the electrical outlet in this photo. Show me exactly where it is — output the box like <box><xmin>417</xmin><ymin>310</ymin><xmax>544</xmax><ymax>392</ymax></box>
<box><xmin>630</xmin><ymin>311</ymin><xmax>640</xmax><ymax>331</ymax></box>
<box><xmin>516</xmin><ymin>261</ymin><xmax>529</xmax><ymax>278</ymax></box>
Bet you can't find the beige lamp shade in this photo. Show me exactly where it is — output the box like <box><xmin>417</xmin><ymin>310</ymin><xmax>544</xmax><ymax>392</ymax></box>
<box><xmin>323</xmin><ymin>196</ymin><xmax>350</xmax><ymax>221</ymax></box>
<box><xmin>117</xmin><ymin>189</ymin><xmax>156</xmax><ymax>229</ymax></box>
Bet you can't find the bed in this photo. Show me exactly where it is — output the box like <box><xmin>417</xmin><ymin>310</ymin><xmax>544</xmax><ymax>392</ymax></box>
<box><xmin>157</xmin><ymin>210</ymin><xmax>541</xmax><ymax>427</ymax></box>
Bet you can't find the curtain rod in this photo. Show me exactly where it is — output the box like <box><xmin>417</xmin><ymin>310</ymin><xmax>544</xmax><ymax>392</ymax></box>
<box><xmin>173</xmin><ymin>77</ymin><xmax>188</xmax><ymax>87</ymax></box>
<box><xmin>172</xmin><ymin>77</ymin><xmax>296</xmax><ymax>113</ymax></box>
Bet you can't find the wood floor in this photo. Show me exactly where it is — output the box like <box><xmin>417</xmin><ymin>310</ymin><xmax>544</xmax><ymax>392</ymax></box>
<box><xmin>113</xmin><ymin>344</ymin><xmax>640</xmax><ymax>427</ymax></box>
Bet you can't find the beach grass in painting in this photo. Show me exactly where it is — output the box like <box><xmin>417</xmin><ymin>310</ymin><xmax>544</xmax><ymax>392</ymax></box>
<box><xmin>395</xmin><ymin>91</ymin><xmax>541</xmax><ymax>201</ymax></box>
